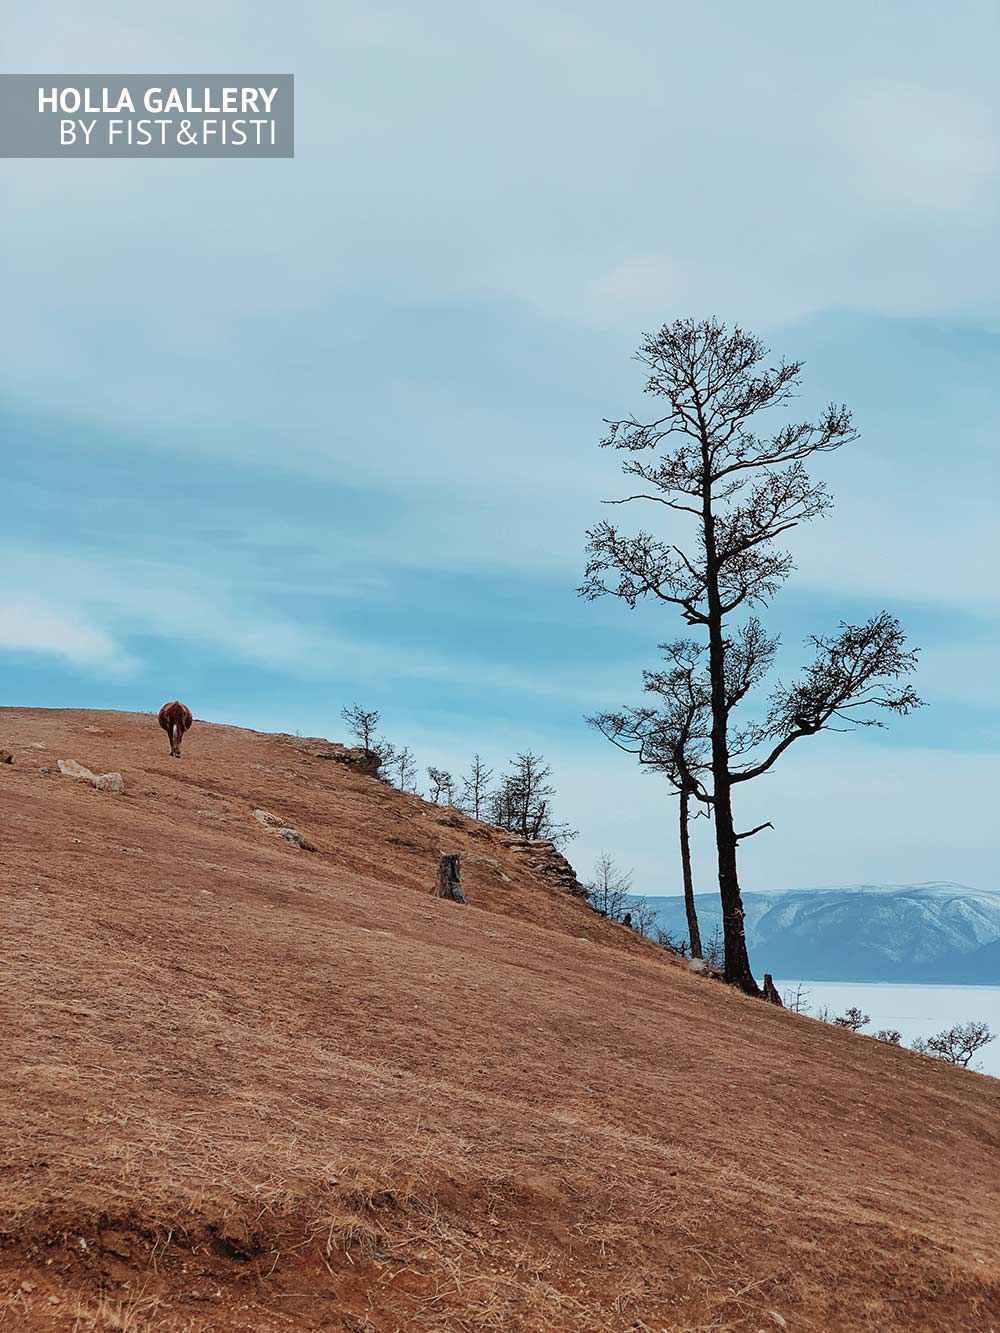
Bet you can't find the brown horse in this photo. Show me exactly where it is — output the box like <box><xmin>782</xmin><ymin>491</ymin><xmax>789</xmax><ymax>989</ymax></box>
<box><xmin>158</xmin><ymin>701</ymin><xmax>193</xmax><ymax>758</ymax></box>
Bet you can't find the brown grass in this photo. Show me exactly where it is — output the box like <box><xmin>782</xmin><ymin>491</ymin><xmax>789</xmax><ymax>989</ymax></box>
<box><xmin>1</xmin><ymin>706</ymin><xmax>999</xmax><ymax>1331</ymax></box>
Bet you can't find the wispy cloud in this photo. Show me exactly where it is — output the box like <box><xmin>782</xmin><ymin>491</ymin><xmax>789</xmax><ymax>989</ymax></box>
<box><xmin>0</xmin><ymin>597</ymin><xmax>130</xmax><ymax>674</ymax></box>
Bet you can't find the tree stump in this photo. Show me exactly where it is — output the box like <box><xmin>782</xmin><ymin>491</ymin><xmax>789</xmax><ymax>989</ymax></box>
<box><xmin>433</xmin><ymin>854</ymin><xmax>467</xmax><ymax>903</ymax></box>
<box><xmin>762</xmin><ymin>973</ymin><xmax>783</xmax><ymax>1006</ymax></box>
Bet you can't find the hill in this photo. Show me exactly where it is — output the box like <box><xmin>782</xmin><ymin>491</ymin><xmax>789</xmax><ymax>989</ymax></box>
<box><xmin>2</xmin><ymin>707</ymin><xmax>1000</xmax><ymax>1331</ymax></box>
<box><xmin>645</xmin><ymin>883</ymin><xmax>1000</xmax><ymax>983</ymax></box>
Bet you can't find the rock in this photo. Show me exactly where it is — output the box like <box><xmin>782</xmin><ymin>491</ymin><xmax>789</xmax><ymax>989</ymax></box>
<box><xmin>276</xmin><ymin>734</ymin><xmax>383</xmax><ymax>778</ymax></box>
<box><xmin>501</xmin><ymin>836</ymin><xmax>588</xmax><ymax>898</ymax></box>
<box><xmin>254</xmin><ymin>808</ymin><xmax>315</xmax><ymax>850</ymax></box>
<box><xmin>280</xmin><ymin>827</ymin><xmax>316</xmax><ymax>851</ymax></box>
<box><xmin>435</xmin><ymin>810</ymin><xmax>465</xmax><ymax>829</ymax></box>
<box><xmin>39</xmin><ymin>766</ymin><xmax>51</xmax><ymax>775</ymax></box>
<box><xmin>0</xmin><ymin>749</ymin><xmax>12</xmax><ymax>764</ymax></box>
<box><xmin>688</xmin><ymin>957</ymin><xmax>724</xmax><ymax>981</ymax></box>
<box><xmin>463</xmin><ymin>852</ymin><xmax>512</xmax><ymax>883</ymax></box>
<box><xmin>58</xmin><ymin>759</ymin><xmax>124</xmax><ymax>793</ymax></box>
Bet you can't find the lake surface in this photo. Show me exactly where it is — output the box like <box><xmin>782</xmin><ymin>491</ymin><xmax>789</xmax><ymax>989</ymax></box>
<box><xmin>773</xmin><ymin>980</ymin><xmax>1000</xmax><ymax>1078</ymax></box>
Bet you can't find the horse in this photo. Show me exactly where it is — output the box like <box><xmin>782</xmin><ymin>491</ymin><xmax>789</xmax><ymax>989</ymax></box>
<box><xmin>157</xmin><ymin>701</ymin><xmax>193</xmax><ymax>758</ymax></box>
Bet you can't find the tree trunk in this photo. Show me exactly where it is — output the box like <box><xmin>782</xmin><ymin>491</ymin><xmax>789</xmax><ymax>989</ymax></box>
<box><xmin>762</xmin><ymin>973</ymin><xmax>783</xmax><ymax>1006</ymax></box>
<box><xmin>702</xmin><ymin>483</ymin><xmax>760</xmax><ymax>996</ymax></box>
<box><xmin>678</xmin><ymin>787</ymin><xmax>703</xmax><ymax>959</ymax></box>
<box><xmin>711</xmin><ymin>773</ymin><xmax>759</xmax><ymax>993</ymax></box>
<box><xmin>432</xmin><ymin>854</ymin><xmax>467</xmax><ymax>903</ymax></box>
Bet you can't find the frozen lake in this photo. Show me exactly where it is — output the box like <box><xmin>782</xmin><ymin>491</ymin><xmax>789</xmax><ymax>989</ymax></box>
<box><xmin>774</xmin><ymin>980</ymin><xmax>1000</xmax><ymax>1078</ymax></box>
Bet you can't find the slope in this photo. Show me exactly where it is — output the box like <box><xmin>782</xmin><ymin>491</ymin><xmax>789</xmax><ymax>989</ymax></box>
<box><xmin>2</xmin><ymin>707</ymin><xmax>999</xmax><ymax>1332</ymax></box>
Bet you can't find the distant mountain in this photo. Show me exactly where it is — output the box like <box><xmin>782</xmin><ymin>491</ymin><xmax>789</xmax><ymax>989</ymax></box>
<box><xmin>641</xmin><ymin>883</ymin><xmax>1000</xmax><ymax>983</ymax></box>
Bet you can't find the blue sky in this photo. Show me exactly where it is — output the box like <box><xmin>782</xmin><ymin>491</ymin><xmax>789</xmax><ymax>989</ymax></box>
<box><xmin>3</xmin><ymin>1</ymin><xmax>1000</xmax><ymax>895</ymax></box>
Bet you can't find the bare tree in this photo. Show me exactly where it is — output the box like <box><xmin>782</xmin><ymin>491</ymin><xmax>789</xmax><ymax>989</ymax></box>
<box><xmin>426</xmin><ymin>766</ymin><xmax>456</xmax><ymax>805</ymax></box>
<box><xmin>589</xmin><ymin>641</ymin><xmax>710</xmax><ymax>958</ymax></box>
<box><xmin>340</xmin><ymin>704</ymin><xmax>397</xmax><ymax>766</ymax></box>
<box><xmin>459</xmin><ymin>754</ymin><xmax>494</xmax><ymax>820</ymax></box>
<box><xmin>586</xmin><ymin>852</ymin><xmax>633</xmax><ymax>921</ymax></box>
<box><xmin>582</xmin><ymin>319</ymin><xmax>921</xmax><ymax>994</ymax></box>
<box><xmin>490</xmin><ymin>751</ymin><xmax>577</xmax><ymax>847</ymax></box>
<box><xmin>874</xmin><ymin>1029</ymin><xmax>902</xmax><ymax>1045</ymax></box>
<box><xmin>702</xmin><ymin>924</ymin><xmax>723</xmax><ymax>970</ymax></box>
<box><xmin>388</xmin><ymin>745</ymin><xmax>420</xmax><ymax>793</ymax></box>
<box><xmin>782</xmin><ymin>982</ymin><xmax>811</xmax><ymax>1014</ymax></box>
<box><xmin>655</xmin><ymin>926</ymin><xmax>689</xmax><ymax>957</ymax></box>
<box><xmin>834</xmin><ymin>1006</ymin><xmax>871</xmax><ymax>1033</ymax></box>
<box><xmin>912</xmin><ymin>1021</ymin><xmax>995</xmax><ymax>1069</ymax></box>
<box><xmin>628</xmin><ymin>898</ymin><xmax>659</xmax><ymax>938</ymax></box>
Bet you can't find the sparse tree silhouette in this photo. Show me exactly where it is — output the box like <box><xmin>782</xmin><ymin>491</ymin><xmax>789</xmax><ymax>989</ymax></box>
<box><xmin>340</xmin><ymin>704</ymin><xmax>397</xmax><ymax>766</ymax></box>
<box><xmin>459</xmin><ymin>755</ymin><xmax>494</xmax><ymax>820</ymax></box>
<box><xmin>490</xmin><ymin>751</ymin><xmax>577</xmax><ymax>848</ymax></box>
<box><xmin>582</xmin><ymin>319</ymin><xmax>921</xmax><ymax>994</ymax></box>
<box><xmin>875</xmin><ymin>1029</ymin><xmax>902</xmax><ymax>1045</ymax></box>
<box><xmin>782</xmin><ymin>982</ymin><xmax>811</xmax><ymax>1014</ymax></box>
<box><xmin>834</xmin><ymin>1006</ymin><xmax>870</xmax><ymax>1033</ymax></box>
<box><xmin>426</xmin><ymin>766</ymin><xmax>456</xmax><ymax>805</ymax></box>
<box><xmin>389</xmin><ymin>745</ymin><xmax>420</xmax><ymax>793</ymax></box>
<box><xmin>912</xmin><ymin>1021</ymin><xmax>995</xmax><ymax>1068</ymax></box>
<box><xmin>586</xmin><ymin>851</ymin><xmax>633</xmax><ymax>921</ymax></box>
<box><xmin>589</xmin><ymin>641</ymin><xmax>710</xmax><ymax>958</ymax></box>
<box><xmin>655</xmin><ymin>925</ymin><xmax>689</xmax><ymax>957</ymax></box>
<box><xmin>702</xmin><ymin>924</ymin><xmax>723</xmax><ymax>970</ymax></box>
<box><xmin>628</xmin><ymin>898</ymin><xmax>659</xmax><ymax>938</ymax></box>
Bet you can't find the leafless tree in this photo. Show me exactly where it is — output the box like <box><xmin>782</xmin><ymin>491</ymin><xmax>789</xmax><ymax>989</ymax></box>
<box><xmin>388</xmin><ymin>745</ymin><xmax>420</xmax><ymax>793</ymax></box>
<box><xmin>586</xmin><ymin>851</ymin><xmax>633</xmax><ymax>921</ymax></box>
<box><xmin>426</xmin><ymin>766</ymin><xmax>456</xmax><ymax>805</ymax></box>
<box><xmin>490</xmin><ymin>751</ymin><xmax>577</xmax><ymax>847</ymax></box>
<box><xmin>340</xmin><ymin>703</ymin><xmax>397</xmax><ymax>766</ymax></box>
<box><xmin>582</xmin><ymin>319</ymin><xmax>921</xmax><ymax>994</ymax></box>
<box><xmin>702</xmin><ymin>924</ymin><xmax>723</xmax><ymax>970</ymax></box>
<box><xmin>655</xmin><ymin>926</ymin><xmax>689</xmax><ymax>957</ymax></box>
<box><xmin>912</xmin><ymin>1021</ymin><xmax>995</xmax><ymax>1068</ymax></box>
<box><xmin>589</xmin><ymin>641</ymin><xmax>710</xmax><ymax>958</ymax></box>
<box><xmin>459</xmin><ymin>754</ymin><xmax>494</xmax><ymax>820</ymax></box>
<box><xmin>782</xmin><ymin>982</ymin><xmax>811</xmax><ymax>1014</ymax></box>
<box><xmin>834</xmin><ymin>1006</ymin><xmax>870</xmax><ymax>1033</ymax></box>
<box><xmin>628</xmin><ymin>898</ymin><xmax>659</xmax><ymax>938</ymax></box>
<box><xmin>874</xmin><ymin>1029</ymin><xmax>902</xmax><ymax>1045</ymax></box>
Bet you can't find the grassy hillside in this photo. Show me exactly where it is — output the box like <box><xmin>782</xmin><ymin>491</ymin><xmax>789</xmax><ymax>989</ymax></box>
<box><xmin>2</xmin><ymin>707</ymin><xmax>999</xmax><ymax>1331</ymax></box>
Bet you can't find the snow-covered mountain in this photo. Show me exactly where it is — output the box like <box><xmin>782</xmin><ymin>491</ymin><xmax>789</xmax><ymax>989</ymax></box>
<box><xmin>642</xmin><ymin>883</ymin><xmax>1000</xmax><ymax>983</ymax></box>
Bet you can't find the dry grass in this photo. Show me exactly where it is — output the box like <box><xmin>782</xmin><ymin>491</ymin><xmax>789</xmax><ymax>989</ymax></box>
<box><xmin>2</xmin><ymin>707</ymin><xmax>1000</xmax><ymax>1330</ymax></box>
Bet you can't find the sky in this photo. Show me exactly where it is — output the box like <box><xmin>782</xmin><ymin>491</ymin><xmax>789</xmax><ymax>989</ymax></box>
<box><xmin>3</xmin><ymin>1</ymin><xmax>1000</xmax><ymax>898</ymax></box>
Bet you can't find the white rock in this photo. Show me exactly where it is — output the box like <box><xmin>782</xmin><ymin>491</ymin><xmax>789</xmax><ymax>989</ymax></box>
<box><xmin>280</xmin><ymin>826</ymin><xmax>316</xmax><ymax>851</ymax></box>
<box><xmin>58</xmin><ymin>758</ymin><xmax>124</xmax><ymax>793</ymax></box>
